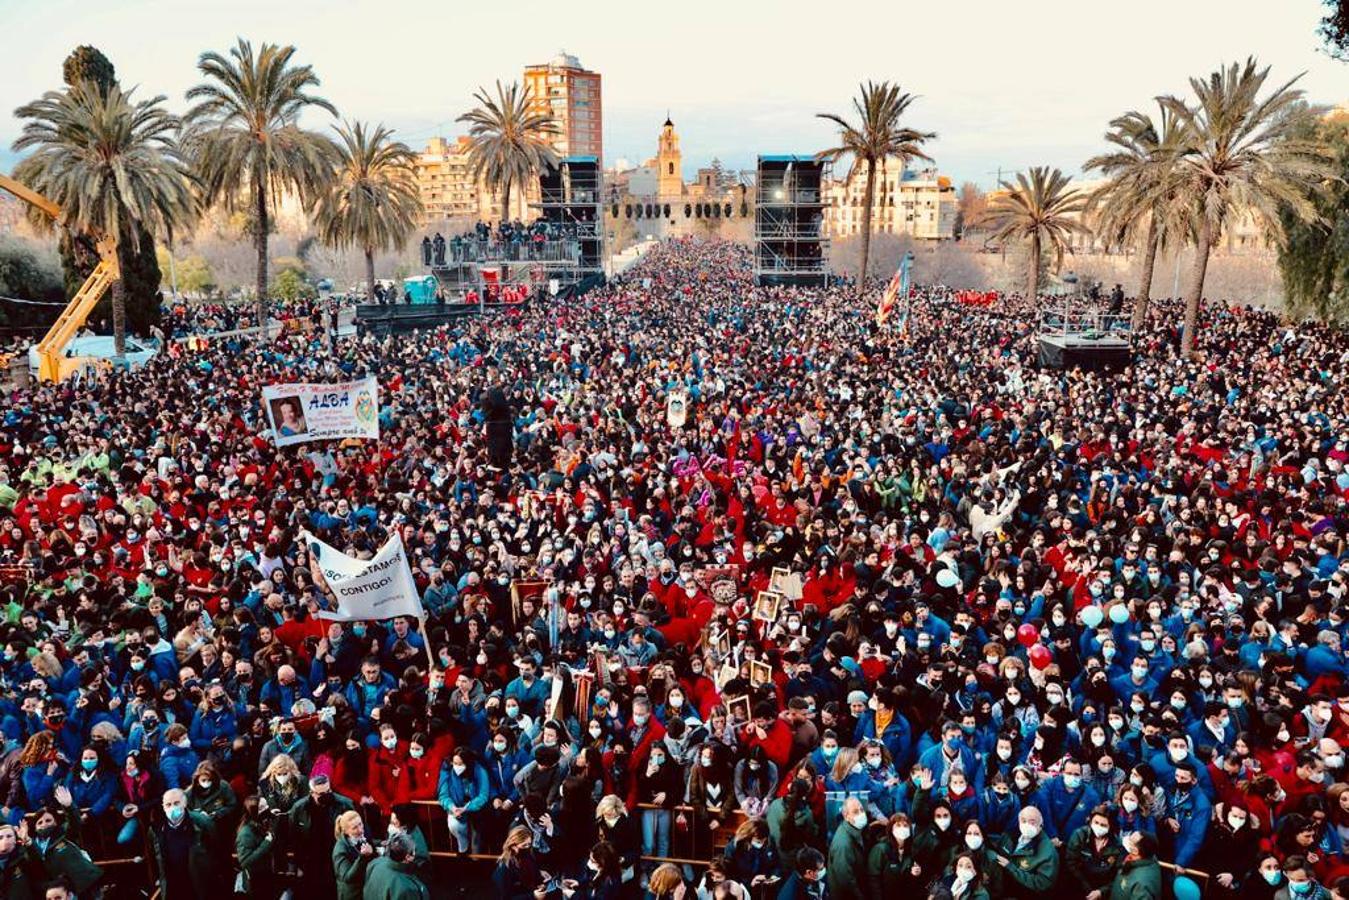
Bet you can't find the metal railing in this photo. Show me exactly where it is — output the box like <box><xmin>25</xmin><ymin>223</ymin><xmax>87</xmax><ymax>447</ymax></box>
<box><xmin>1038</xmin><ymin>309</ymin><xmax>1134</xmax><ymax>337</ymax></box>
<box><xmin>428</xmin><ymin>240</ymin><xmax>583</xmax><ymax>266</ymax></box>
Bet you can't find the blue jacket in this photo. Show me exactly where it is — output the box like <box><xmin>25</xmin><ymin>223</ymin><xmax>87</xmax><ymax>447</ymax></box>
<box><xmin>1163</xmin><ymin>784</ymin><xmax>1210</xmax><ymax>867</ymax></box>
<box><xmin>437</xmin><ymin>761</ymin><xmax>490</xmax><ymax>813</ymax></box>
<box><xmin>343</xmin><ymin>673</ymin><xmax>397</xmax><ymax>720</ymax></box>
<box><xmin>503</xmin><ymin>676</ymin><xmax>550</xmax><ymax>719</ymax></box>
<box><xmin>22</xmin><ymin>761</ymin><xmax>65</xmax><ymax>808</ymax></box>
<box><xmin>482</xmin><ymin>747</ymin><xmax>531</xmax><ymax>803</ymax></box>
<box><xmin>64</xmin><ymin>770</ymin><xmax>116</xmax><ymax>816</ymax></box>
<box><xmin>1186</xmin><ymin>719</ymin><xmax>1235</xmax><ymax>758</ymax></box>
<box><xmin>853</xmin><ymin>710</ymin><xmax>913</xmax><ymax>769</ymax></box>
<box><xmin>1032</xmin><ymin>777</ymin><xmax>1100</xmax><ymax>841</ymax></box>
<box><xmin>1147</xmin><ymin>751</ymin><xmax>1215</xmax><ymax>801</ymax></box>
<box><xmin>189</xmin><ymin>705</ymin><xmax>239</xmax><ymax>754</ymax></box>
<box><xmin>158</xmin><ymin>743</ymin><xmax>200</xmax><ymax>790</ymax></box>
<box><xmin>977</xmin><ymin>789</ymin><xmax>1021</xmax><ymax>838</ymax></box>
<box><xmin>917</xmin><ymin>741</ymin><xmax>977</xmax><ymax>786</ymax></box>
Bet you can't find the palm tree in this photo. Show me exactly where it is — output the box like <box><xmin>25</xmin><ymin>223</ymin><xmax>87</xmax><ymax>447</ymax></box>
<box><xmin>457</xmin><ymin>81</ymin><xmax>559</xmax><ymax>225</ymax></box>
<box><xmin>183</xmin><ymin>39</ymin><xmax>337</xmax><ymax>328</ymax></box>
<box><xmin>817</xmin><ymin>81</ymin><xmax>935</xmax><ymax>295</ymax></box>
<box><xmin>12</xmin><ymin>80</ymin><xmax>193</xmax><ymax>353</ymax></box>
<box><xmin>312</xmin><ymin>121</ymin><xmax>422</xmax><ymax>301</ymax></box>
<box><xmin>1084</xmin><ymin>104</ymin><xmax>1188</xmax><ymax>330</ymax></box>
<box><xmin>984</xmin><ymin>167</ymin><xmax>1088</xmax><ymax>300</ymax></box>
<box><xmin>1159</xmin><ymin>58</ymin><xmax>1332</xmax><ymax>357</ymax></box>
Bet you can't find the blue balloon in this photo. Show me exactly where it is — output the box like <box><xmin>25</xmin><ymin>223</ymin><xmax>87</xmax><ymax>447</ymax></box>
<box><xmin>1173</xmin><ymin>876</ymin><xmax>1200</xmax><ymax>900</ymax></box>
<box><xmin>1080</xmin><ymin>606</ymin><xmax>1104</xmax><ymax>628</ymax></box>
<box><xmin>1109</xmin><ymin>604</ymin><xmax>1130</xmax><ymax>624</ymax></box>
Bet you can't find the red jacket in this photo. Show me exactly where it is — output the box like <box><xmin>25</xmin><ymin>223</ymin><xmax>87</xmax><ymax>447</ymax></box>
<box><xmin>745</xmin><ymin>719</ymin><xmax>793</xmax><ymax>770</ymax></box>
<box><xmin>368</xmin><ymin>743</ymin><xmax>411</xmax><ymax>811</ymax></box>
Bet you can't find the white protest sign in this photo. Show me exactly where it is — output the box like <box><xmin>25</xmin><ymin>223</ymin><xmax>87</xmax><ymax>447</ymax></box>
<box><xmin>263</xmin><ymin>377</ymin><xmax>380</xmax><ymax>447</ymax></box>
<box><xmin>304</xmin><ymin>531</ymin><xmax>424</xmax><ymax>622</ymax></box>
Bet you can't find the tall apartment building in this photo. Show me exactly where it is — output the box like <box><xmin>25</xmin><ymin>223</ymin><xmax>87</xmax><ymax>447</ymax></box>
<box><xmin>523</xmin><ymin>52</ymin><xmax>603</xmax><ymax>162</ymax></box>
<box><xmin>824</xmin><ymin>162</ymin><xmax>958</xmax><ymax>240</ymax></box>
<box><xmin>414</xmin><ymin>136</ymin><xmax>480</xmax><ymax>226</ymax></box>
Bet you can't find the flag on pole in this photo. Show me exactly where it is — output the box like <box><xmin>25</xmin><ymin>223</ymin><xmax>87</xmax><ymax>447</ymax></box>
<box><xmin>876</xmin><ymin>270</ymin><xmax>902</xmax><ymax>325</ymax></box>
<box><xmin>304</xmin><ymin>531</ymin><xmax>425</xmax><ymax>622</ymax></box>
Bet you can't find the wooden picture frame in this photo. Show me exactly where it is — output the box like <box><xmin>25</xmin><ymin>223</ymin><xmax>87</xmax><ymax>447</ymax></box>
<box><xmin>726</xmin><ymin>694</ymin><xmax>752</xmax><ymax>723</ymax></box>
<box><xmin>753</xmin><ymin>590</ymin><xmax>782</xmax><ymax>623</ymax></box>
<box><xmin>749</xmin><ymin>659</ymin><xmax>773</xmax><ymax>688</ymax></box>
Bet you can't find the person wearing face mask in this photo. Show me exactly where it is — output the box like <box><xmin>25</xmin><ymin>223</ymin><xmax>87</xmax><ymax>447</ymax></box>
<box><xmin>1104</xmin><ymin>830</ymin><xmax>1162</xmax><ymax>900</ymax></box>
<box><xmin>865</xmin><ymin>812</ymin><xmax>922</xmax><ymax>896</ymax></box>
<box><xmin>765</xmin><ymin>777</ymin><xmax>821</xmax><ymax>875</ymax></box>
<box><xmin>367</xmin><ymin>723</ymin><xmax>411</xmax><ymax>816</ymax></box>
<box><xmin>853</xmin><ymin>687</ymin><xmax>913</xmax><ymax>772</ymax></box>
<box><xmin>1195</xmin><ymin>798</ymin><xmax>1260</xmax><ymax>895</ymax></box>
<box><xmin>826</xmin><ymin>797</ymin><xmax>869</xmax><ymax>900</ymax></box>
<box><xmin>1063</xmin><ymin>809</ymin><xmax>1123</xmax><ymax>898</ymax></box>
<box><xmin>29</xmin><ymin>788</ymin><xmax>103</xmax><ymax>898</ymax></box>
<box><xmin>1032</xmin><ymin>757</ymin><xmax>1101</xmax><ymax>846</ymax></box>
<box><xmin>943</xmin><ymin>850</ymin><xmax>991</xmax><ymax>900</ymax></box>
<box><xmin>990</xmin><ymin>807</ymin><xmax>1059</xmax><ymax>898</ymax></box>
<box><xmin>722</xmin><ymin>818</ymin><xmax>782</xmax><ymax>889</ymax></box>
<box><xmin>482</xmin><ymin>729</ymin><xmax>530</xmax><ymax>842</ymax></box>
<box><xmin>593</xmin><ymin>795</ymin><xmax>640</xmax><ymax>884</ymax></box>
<box><xmin>1149</xmin><ymin>734</ymin><xmax>1216</xmax><ymax>799</ymax></box>
<box><xmin>288</xmin><ymin>775</ymin><xmax>355</xmax><ymax>896</ymax></box>
<box><xmin>438</xmin><ymin>749</ymin><xmax>489</xmax><ymax>853</ymax></box>
<box><xmin>184</xmin><ymin>760</ymin><xmax>238</xmax><ymax>838</ymax></box>
<box><xmin>1159</xmin><ymin>761</ymin><xmax>1211</xmax><ymax>869</ymax></box>
<box><xmin>258</xmin><ymin>717</ymin><xmax>313</xmax><ymax>777</ymax></box>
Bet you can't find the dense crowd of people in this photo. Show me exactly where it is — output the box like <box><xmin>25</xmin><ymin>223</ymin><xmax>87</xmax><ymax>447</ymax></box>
<box><xmin>2</xmin><ymin>237</ymin><xmax>1349</xmax><ymax>900</ymax></box>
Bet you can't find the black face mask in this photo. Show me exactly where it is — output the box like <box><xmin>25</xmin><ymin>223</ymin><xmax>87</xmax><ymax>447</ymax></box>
<box><xmin>34</xmin><ymin>824</ymin><xmax>57</xmax><ymax>840</ymax></box>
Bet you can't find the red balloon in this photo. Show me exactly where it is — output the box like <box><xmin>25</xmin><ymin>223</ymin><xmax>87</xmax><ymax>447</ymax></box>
<box><xmin>1017</xmin><ymin>623</ymin><xmax>1039</xmax><ymax>648</ymax></box>
<box><xmin>1029</xmin><ymin>643</ymin><xmax>1053</xmax><ymax>670</ymax></box>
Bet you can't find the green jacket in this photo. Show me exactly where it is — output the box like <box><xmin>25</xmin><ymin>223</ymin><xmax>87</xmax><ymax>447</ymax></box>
<box><xmin>992</xmin><ymin>831</ymin><xmax>1059</xmax><ymax>898</ymax></box>
<box><xmin>362</xmin><ymin>856</ymin><xmax>429</xmax><ymax>900</ymax></box>
<box><xmin>1064</xmin><ymin>826</ymin><xmax>1124</xmax><ymax>892</ymax></box>
<box><xmin>148</xmin><ymin>811</ymin><xmax>219</xmax><ymax>899</ymax></box>
<box><xmin>765</xmin><ymin>797</ymin><xmax>820</xmax><ymax>870</ymax></box>
<box><xmin>0</xmin><ymin>846</ymin><xmax>38</xmax><ymax>900</ymax></box>
<box><xmin>31</xmin><ymin>811</ymin><xmax>101</xmax><ymax>894</ymax></box>
<box><xmin>864</xmin><ymin>838</ymin><xmax>920</xmax><ymax>900</ymax></box>
<box><xmin>1108</xmin><ymin>858</ymin><xmax>1162</xmax><ymax>900</ymax></box>
<box><xmin>333</xmin><ymin>837</ymin><xmax>372</xmax><ymax>900</ymax></box>
<box><xmin>827</xmin><ymin>821</ymin><xmax>867</xmax><ymax>900</ymax></box>
<box><xmin>235</xmin><ymin>819</ymin><xmax>276</xmax><ymax>895</ymax></box>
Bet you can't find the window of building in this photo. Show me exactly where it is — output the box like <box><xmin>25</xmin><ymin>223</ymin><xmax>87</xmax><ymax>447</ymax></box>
<box><xmin>668</xmin><ymin>163</ymin><xmax>674</xmax><ymax>175</ymax></box>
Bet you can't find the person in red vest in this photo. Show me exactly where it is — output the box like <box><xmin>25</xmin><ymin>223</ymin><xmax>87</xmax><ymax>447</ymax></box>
<box><xmin>742</xmin><ymin>700</ymin><xmax>793</xmax><ymax>771</ymax></box>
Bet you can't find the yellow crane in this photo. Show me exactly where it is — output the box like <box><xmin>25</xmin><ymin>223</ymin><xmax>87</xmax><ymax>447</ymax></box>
<box><xmin>0</xmin><ymin>172</ymin><xmax>120</xmax><ymax>382</ymax></box>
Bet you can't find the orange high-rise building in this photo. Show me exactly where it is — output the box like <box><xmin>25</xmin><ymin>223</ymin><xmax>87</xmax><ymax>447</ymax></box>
<box><xmin>523</xmin><ymin>52</ymin><xmax>603</xmax><ymax>162</ymax></box>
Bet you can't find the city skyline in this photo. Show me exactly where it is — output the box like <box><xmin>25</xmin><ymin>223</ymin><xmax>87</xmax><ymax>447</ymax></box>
<box><xmin>0</xmin><ymin>0</ymin><xmax>1345</xmax><ymax>190</ymax></box>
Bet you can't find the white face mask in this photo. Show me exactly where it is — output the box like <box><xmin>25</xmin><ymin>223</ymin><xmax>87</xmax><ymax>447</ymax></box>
<box><xmin>1019</xmin><ymin>821</ymin><xmax>1040</xmax><ymax>840</ymax></box>
<box><xmin>1122</xmin><ymin>797</ymin><xmax>1139</xmax><ymax>812</ymax></box>
<box><xmin>965</xmin><ymin>833</ymin><xmax>983</xmax><ymax>850</ymax></box>
<box><xmin>1091</xmin><ymin>823</ymin><xmax>1110</xmax><ymax>838</ymax></box>
<box><xmin>893</xmin><ymin>825</ymin><xmax>911</xmax><ymax>842</ymax></box>
<box><xmin>933</xmin><ymin>816</ymin><xmax>951</xmax><ymax>831</ymax></box>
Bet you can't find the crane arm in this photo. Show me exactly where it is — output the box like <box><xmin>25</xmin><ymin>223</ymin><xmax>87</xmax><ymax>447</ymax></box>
<box><xmin>0</xmin><ymin>173</ymin><xmax>62</xmax><ymax>222</ymax></box>
<box><xmin>0</xmin><ymin>172</ymin><xmax>120</xmax><ymax>382</ymax></box>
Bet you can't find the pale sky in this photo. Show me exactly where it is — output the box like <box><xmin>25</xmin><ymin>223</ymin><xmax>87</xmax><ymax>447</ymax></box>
<box><xmin>0</xmin><ymin>0</ymin><xmax>1345</xmax><ymax>188</ymax></box>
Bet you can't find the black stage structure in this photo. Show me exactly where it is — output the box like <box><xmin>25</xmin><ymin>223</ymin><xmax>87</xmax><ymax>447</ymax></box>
<box><xmin>1037</xmin><ymin>297</ymin><xmax>1133</xmax><ymax>370</ymax></box>
<box><xmin>754</xmin><ymin>155</ymin><xmax>829</xmax><ymax>288</ymax></box>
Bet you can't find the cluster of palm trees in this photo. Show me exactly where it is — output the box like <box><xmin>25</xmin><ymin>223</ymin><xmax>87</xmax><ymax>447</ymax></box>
<box><xmin>820</xmin><ymin>59</ymin><xmax>1333</xmax><ymax>357</ymax></box>
<box><xmin>11</xmin><ymin>39</ymin><xmax>556</xmax><ymax>353</ymax></box>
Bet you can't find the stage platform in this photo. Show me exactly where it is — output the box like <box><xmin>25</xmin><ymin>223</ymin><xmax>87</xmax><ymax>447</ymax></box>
<box><xmin>1037</xmin><ymin>333</ymin><xmax>1132</xmax><ymax>370</ymax></box>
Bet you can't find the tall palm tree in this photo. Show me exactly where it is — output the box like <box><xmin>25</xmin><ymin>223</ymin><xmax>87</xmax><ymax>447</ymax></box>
<box><xmin>183</xmin><ymin>39</ymin><xmax>337</xmax><ymax>327</ymax></box>
<box><xmin>1084</xmin><ymin>104</ymin><xmax>1188</xmax><ymax>330</ymax></box>
<box><xmin>12</xmin><ymin>80</ymin><xmax>193</xmax><ymax>353</ymax></box>
<box><xmin>1159</xmin><ymin>58</ymin><xmax>1332</xmax><ymax>357</ymax></box>
<box><xmin>312</xmin><ymin>121</ymin><xmax>423</xmax><ymax>301</ymax></box>
<box><xmin>817</xmin><ymin>81</ymin><xmax>935</xmax><ymax>295</ymax></box>
<box><xmin>457</xmin><ymin>81</ymin><xmax>559</xmax><ymax>225</ymax></box>
<box><xmin>984</xmin><ymin>167</ymin><xmax>1088</xmax><ymax>300</ymax></box>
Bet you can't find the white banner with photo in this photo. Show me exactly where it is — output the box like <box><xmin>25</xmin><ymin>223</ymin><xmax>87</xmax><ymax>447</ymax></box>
<box><xmin>303</xmin><ymin>531</ymin><xmax>424</xmax><ymax>622</ymax></box>
<box><xmin>262</xmin><ymin>377</ymin><xmax>380</xmax><ymax>447</ymax></box>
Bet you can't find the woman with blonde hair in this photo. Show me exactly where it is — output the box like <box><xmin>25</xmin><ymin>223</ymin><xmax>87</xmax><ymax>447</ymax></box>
<box><xmin>332</xmin><ymin>809</ymin><xmax>372</xmax><ymax>900</ymax></box>
<box><xmin>595</xmin><ymin>794</ymin><xmax>640</xmax><ymax>882</ymax></box>
<box><xmin>492</xmin><ymin>824</ymin><xmax>546</xmax><ymax>899</ymax></box>
<box><xmin>259</xmin><ymin>752</ymin><xmax>306</xmax><ymax>854</ymax></box>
